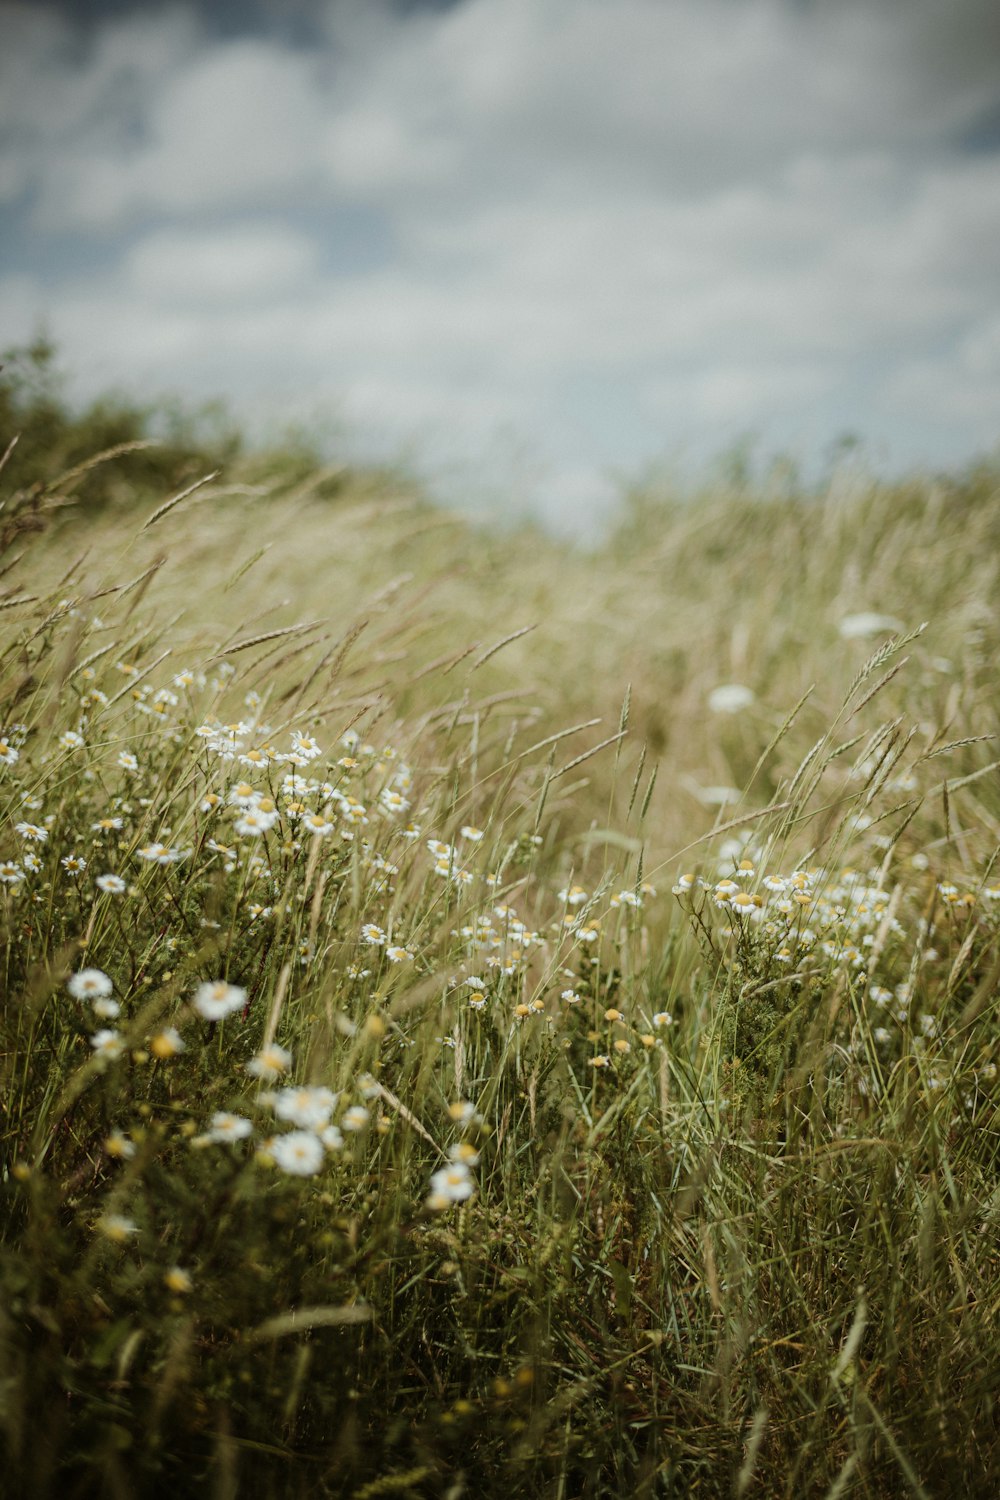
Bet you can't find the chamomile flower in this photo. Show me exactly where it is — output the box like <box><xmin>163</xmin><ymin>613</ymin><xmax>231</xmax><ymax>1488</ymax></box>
<box><xmin>90</xmin><ymin>1029</ymin><xmax>125</xmax><ymax>1059</ymax></box>
<box><xmin>361</xmin><ymin>923</ymin><xmax>386</xmax><ymax>946</ymax></box>
<box><xmin>164</xmin><ymin>1266</ymin><xmax>193</xmax><ymax>1294</ymax></box>
<box><xmin>68</xmin><ymin>968</ymin><xmax>114</xmax><ymax>1001</ymax></box>
<box><xmin>59</xmin><ymin>730</ymin><xmax>85</xmax><ymax>750</ymax></box>
<box><xmin>271</xmin><ymin>1130</ymin><xmax>325</xmax><ymax>1176</ymax></box>
<box><xmin>272</xmin><ymin>1086</ymin><xmax>337</xmax><ymax>1130</ymax></box>
<box><xmin>117</xmin><ymin>751</ymin><xmax>139</xmax><ymax>772</ymax></box>
<box><xmin>234</xmin><ymin>808</ymin><xmax>278</xmax><ymax>837</ymax></box>
<box><xmin>0</xmin><ymin>737</ymin><xmax>20</xmax><ymax>767</ymax></box>
<box><xmin>61</xmin><ymin>854</ymin><xmax>87</xmax><ymax>877</ymax></box>
<box><xmin>150</xmin><ymin>1027</ymin><xmax>185</xmax><ymax>1059</ymax></box>
<box><xmin>104</xmin><ymin>1130</ymin><xmax>136</xmax><ymax>1160</ymax></box>
<box><xmin>428</xmin><ymin>1161</ymin><xmax>475</xmax><ymax>1205</ymax></box>
<box><xmin>246</xmin><ymin>1043</ymin><xmax>293</xmax><ymax>1080</ymax></box>
<box><xmin>205</xmin><ymin>1112</ymin><xmax>254</xmax><ymax>1144</ymax></box>
<box><xmin>385</xmin><ymin>945</ymin><xmax>414</xmax><ymax>964</ymax></box>
<box><xmin>15</xmin><ymin>822</ymin><xmax>47</xmax><ymax>843</ymax></box>
<box><xmin>341</xmin><ymin>1105</ymin><xmax>370</xmax><ymax>1132</ymax></box>
<box><xmin>96</xmin><ymin>874</ymin><xmax>127</xmax><ymax>894</ymax></box>
<box><xmin>92</xmin><ymin>816</ymin><xmax>124</xmax><ymax>833</ymax></box>
<box><xmin>96</xmin><ymin>1214</ymin><xmax>139</xmax><ymax>1243</ymax></box>
<box><xmin>192</xmin><ymin>981</ymin><xmax>247</xmax><ymax>1021</ymax></box>
<box><xmin>0</xmin><ymin>862</ymin><xmax>25</xmax><ymax>884</ymax></box>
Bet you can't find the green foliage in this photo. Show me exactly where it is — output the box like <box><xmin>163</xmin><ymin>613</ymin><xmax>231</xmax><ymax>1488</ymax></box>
<box><xmin>0</xmin><ymin>378</ymin><xmax>999</xmax><ymax>1497</ymax></box>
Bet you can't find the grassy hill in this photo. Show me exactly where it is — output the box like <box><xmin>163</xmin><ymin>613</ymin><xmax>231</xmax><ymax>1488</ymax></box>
<box><xmin>1</xmin><ymin>358</ymin><xmax>998</xmax><ymax>1497</ymax></box>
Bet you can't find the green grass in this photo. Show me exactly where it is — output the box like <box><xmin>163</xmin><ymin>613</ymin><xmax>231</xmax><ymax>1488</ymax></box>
<box><xmin>1</xmin><ymin>370</ymin><xmax>998</xmax><ymax>1498</ymax></box>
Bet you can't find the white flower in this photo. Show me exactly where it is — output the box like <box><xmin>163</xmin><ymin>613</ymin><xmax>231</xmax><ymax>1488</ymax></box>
<box><xmin>341</xmin><ymin>1105</ymin><xmax>369</xmax><ymax>1132</ymax></box>
<box><xmin>708</xmin><ymin>684</ymin><xmax>755</xmax><ymax>714</ymax></box>
<box><xmin>68</xmin><ymin>968</ymin><xmax>114</xmax><ymax>1001</ymax></box>
<box><xmin>428</xmin><ymin>1161</ymin><xmax>475</xmax><ymax>1205</ymax></box>
<box><xmin>117</xmin><ymin>751</ymin><xmax>139</xmax><ymax>772</ymax></box>
<box><xmin>15</xmin><ymin>821</ymin><xmax>47</xmax><ymax>843</ymax></box>
<box><xmin>206</xmin><ymin>1112</ymin><xmax>254</xmax><ymax>1143</ymax></box>
<box><xmin>272</xmin><ymin>1086</ymin><xmax>338</xmax><ymax>1130</ymax></box>
<box><xmin>0</xmin><ymin>861</ymin><xmax>25</xmax><ymax>884</ymax></box>
<box><xmin>59</xmin><ymin>730</ymin><xmax>85</xmax><ymax>750</ymax></box>
<box><xmin>0</xmin><ymin>737</ymin><xmax>20</xmax><ymax>767</ymax></box>
<box><xmin>361</xmin><ymin>923</ymin><xmax>386</xmax><ymax>946</ymax></box>
<box><xmin>192</xmin><ymin>980</ymin><xmax>247</xmax><ymax>1021</ymax></box>
<box><xmin>271</xmin><ymin>1130</ymin><xmax>325</xmax><ymax>1176</ymax></box>
<box><xmin>93</xmin><ymin>997</ymin><xmax>121</xmax><ymax>1020</ymax></box>
<box><xmin>90</xmin><ymin>1029</ymin><xmax>125</xmax><ymax>1059</ymax></box>
<box><xmin>320</xmin><ymin>1124</ymin><xmax>345</xmax><ymax>1152</ymax></box>
<box><xmin>97</xmin><ymin>874</ymin><xmax>127</xmax><ymax>894</ymax></box>
<box><xmin>234</xmin><ymin>808</ymin><xmax>279</xmax><ymax>837</ymax></box>
<box><xmin>96</xmin><ymin>1214</ymin><xmax>139</xmax><ymax>1242</ymax></box>
<box><xmin>246</xmin><ymin>1044</ymin><xmax>293</xmax><ymax>1080</ymax></box>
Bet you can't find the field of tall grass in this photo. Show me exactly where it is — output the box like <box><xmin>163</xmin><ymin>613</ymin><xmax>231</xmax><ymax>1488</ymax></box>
<box><xmin>2</xmin><ymin>352</ymin><xmax>999</xmax><ymax>1497</ymax></box>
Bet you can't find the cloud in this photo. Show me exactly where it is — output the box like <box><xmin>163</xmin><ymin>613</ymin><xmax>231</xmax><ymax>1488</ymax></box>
<box><xmin>1</xmin><ymin>0</ymin><xmax>999</xmax><ymax>525</ymax></box>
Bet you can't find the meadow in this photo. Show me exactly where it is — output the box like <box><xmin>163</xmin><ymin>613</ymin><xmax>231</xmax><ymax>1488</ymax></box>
<box><xmin>1</xmin><ymin>351</ymin><xmax>998</xmax><ymax>1497</ymax></box>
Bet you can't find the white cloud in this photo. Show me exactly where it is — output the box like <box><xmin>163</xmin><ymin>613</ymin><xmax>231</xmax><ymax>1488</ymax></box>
<box><xmin>1</xmin><ymin>0</ymin><xmax>999</xmax><ymax>524</ymax></box>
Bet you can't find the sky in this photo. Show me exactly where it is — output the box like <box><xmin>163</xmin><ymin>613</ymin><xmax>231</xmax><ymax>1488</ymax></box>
<box><xmin>2</xmin><ymin>0</ymin><xmax>1000</xmax><ymax>529</ymax></box>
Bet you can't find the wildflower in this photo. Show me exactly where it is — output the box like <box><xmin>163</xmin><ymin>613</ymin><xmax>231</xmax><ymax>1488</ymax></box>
<box><xmin>708</xmin><ymin>684</ymin><xmax>755</xmax><ymax>714</ymax></box>
<box><xmin>205</xmin><ymin>1112</ymin><xmax>254</xmax><ymax>1144</ymax></box>
<box><xmin>101</xmin><ymin>1127</ymin><xmax>137</xmax><ymax>1163</ymax></box>
<box><xmin>342</xmin><ymin>1105</ymin><xmax>370</xmax><ymax>1131</ymax></box>
<box><xmin>428</xmin><ymin>1161</ymin><xmax>475</xmax><ymax>1205</ymax></box>
<box><xmin>246</xmin><ymin>1043</ymin><xmax>292</xmax><ymax>1080</ymax></box>
<box><xmin>90</xmin><ymin>1029</ymin><xmax>125</xmax><ymax>1059</ymax></box>
<box><xmin>92</xmin><ymin>816</ymin><xmax>124</xmax><ymax>832</ymax></box>
<box><xmin>449</xmin><ymin>1142</ymin><xmax>480</xmax><ymax>1166</ymax></box>
<box><xmin>117</xmin><ymin>751</ymin><xmax>139</xmax><ymax>772</ymax></box>
<box><xmin>164</xmin><ymin>1266</ymin><xmax>193</xmax><ymax>1294</ymax></box>
<box><xmin>59</xmin><ymin>730</ymin><xmax>85</xmax><ymax>750</ymax></box>
<box><xmin>272</xmin><ymin>1086</ymin><xmax>338</xmax><ymax>1130</ymax></box>
<box><xmin>300</xmin><ymin>811</ymin><xmax>335</xmax><ymax>837</ymax></box>
<box><xmin>0</xmin><ymin>737</ymin><xmax>20</xmax><ymax>766</ymax></box>
<box><xmin>385</xmin><ymin>945</ymin><xmax>414</xmax><ymax>964</ymax></box>
<box><xmin>400</xmin><ymin>822</ymin><xmax>422</xmax><ymax>839</ymax></box>
<box><xmin>290</xmin><ymin>731</ymin><xmax>322</xmax><ymax>760</ymax></box>
<box><xmin>589</xmin><ymin>1055</ymin><xmax>610</xmax><ymax>1068</ymax></box>
<box><xmin>468</xmin><ymin>990</ymin><xmax>487</xmax><ymax>1011</ymax></box>
<box><xmin>461</xmin><ymin>825</ymin><xmax>485</xmax><ymax>842</ymax></box>
<box><xmin>320</xmin><ymin>1124</ymin><xmax>345</xmax><ymax>1151</ymax></box>
<box><xmin>61</xmin><ymin>854</ymin><xmax>87</xmax><ymax>877</ymax></box>
<box><xmin>192</xmin><ymin>981</ymin><xmax>247</xmax><ymax>1021</ymax></box>
<box><xmin>93</xmin><ymin>997</ymin><xmax>122</xmax><ymax>1020</ymax></box>
<box><xmin>605</xmin><ymin>1007</ymin><xmax>625</xmax><ymax>1022</ymax></box>
<box><xmin>559</xmin><ymin>884</ymin><xmax>588</xmax><ymax>905</ymax></box>
<box><xmin>68</xmin><ymin>968</ymin><xmax>114</xmax><ymax>1001</ymax></box>
<box><xmin>136</xmin><ymin>842</ymin><xmax>184</xmax><ymax>865</ymax></box>
<box><xmin>96</xmin><ymin>1214</ymin><xmax>139</xmax><ymax>1242</ymax></box>
<box><xmin>613</xmin><ymin>1038</ymin><xmax>631</xmax><ymax>1054</ymax></box>
<box><xmin>380</xmin><ymin>788</ymin><xmax>410</xmax><ymax>814</ymax></box>
<box><xmin>561</xmin><ymin>989</ymin><xmax>582</xmax><ymax>1005</ymax></box>
<box><xmin>271</xmin><ymin>1131</ymin><xmax>325</xmax><ymax>1176</ymax></box>
<box><xmin>150</xmin><ymin>1027</ymin><xmax>185</xmax><ymax>1059</ymax></box>
<box><xmin>361</xmin><ymin>923</ymin><xmax>386</xmax><ymax>946</ymax></box>
<box><xmin>96</xmin><ymin>873</ymin><xmax>127</xmax><ymax>894</ymax></box>
<box><xmin>0</xmin><ymin>861</ymin><xmax>24</xmax><ymax>884</ymax></box>
<box><xmin>448</xmin><ymin>1100</ymin><xmax>476</xmax><ymax>1125</ymax></box>
<box><xmin>234</xmin><ymin>808</ymin><xmax>278</xmax><ymax>837</ymax></box>
<box><xmin>15</xmin><ymin>822</ymin><xmax>47</xmax><ymax>843</ymax></box>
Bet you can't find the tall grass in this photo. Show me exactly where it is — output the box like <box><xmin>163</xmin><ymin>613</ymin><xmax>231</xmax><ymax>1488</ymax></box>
<box><xmin>1</xmin><ymin>397</ymin><xmax>998</xmax><ymax>1497</ymax></box>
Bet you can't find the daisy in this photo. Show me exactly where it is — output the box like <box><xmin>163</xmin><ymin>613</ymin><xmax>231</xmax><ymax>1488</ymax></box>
<box><xmin>0</xmin><ymin>862</ymin><xmax>25</xmax><ymax>884</ymax></box>
<box><xmin>192</xmin><ymin>981</ymin><xmax>247</xmax><ymax>1021</ymax></box>
<box><xmin>361</xmin><ymin>923</ymin><xmax>386</xmax><ymax>946</ymax></box>
<box><xmin>68</xmin><ymin>968</ymin><xmax>113</xmax><ymax>1001</ymax></box>
<box><xmin>15</xmin><ymin>822</ymin><xmax>47</xmax><ymax>843</ymax></box>
<box><xmin>90</xmin><ymin>1029</ymin><xmax>125</xmax><ymax>1059</ymax></box>
<box><xmin>96</xmin><ymin>873</ymin><xmax>127</xmax><ymax>894</ymax></box>
<box><xmin>150</xmin><ymin>1027</ymin><xmax>185</xmax><ymax>1059</ymax></box>
<box><xmin>0</xmin><ymin>737</ymin><xmax>20</xmax><ymax>767</ymax></box>
<box><xmin>428</xmin><ymin>1162</ymin><xmax>475</xmax><ymax>1205</ymax></box>
<box><xmin>92</xmin><ymin>817</ymin><xmax>124</xmax><ymax>833</ymax></box>
<box><xmin>341</xmin><ymin>1106</ymin><xmax>369</xmax><ymax>1132</ymax></box>
<box><xmin>271</xmin><ymin>1131</ymin><xmax>325</xmax><ymax>1176</ymax></box>
<box><xmin>246</xmin><ymin>1043</ymin><xmax>292</xmax><ymax>1080</ymax></box>
<box><xmin>164</xmin><ymin>1266</ymin><xmax>193</xmax><ymax>1294</ymax></box>
<box><xmin>205</xmin><ymin>1112</ymin><xmax>254</xmax><ymax>1144</ymax></box>
<box><xmin>272</xmin><ymin>1086</ymin><xmax>338</xmax><ymax>1130</ymax></box>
